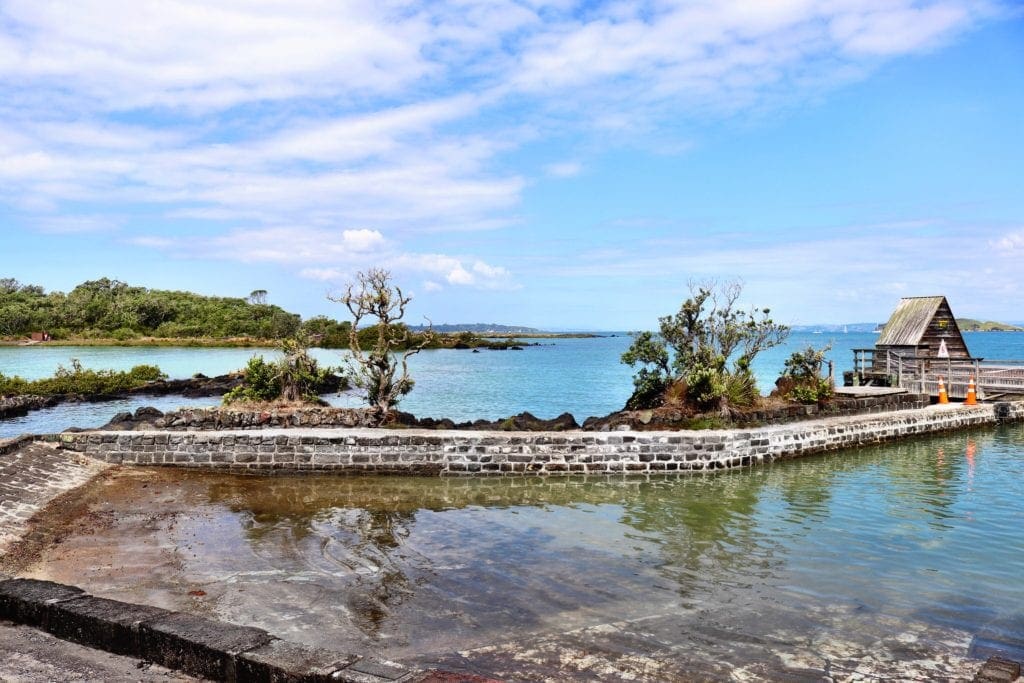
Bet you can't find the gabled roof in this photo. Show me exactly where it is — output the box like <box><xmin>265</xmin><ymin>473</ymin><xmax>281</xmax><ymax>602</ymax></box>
<box><xmin>877</xmin><ymin>296</ymin><xmax>946</xmax><ymax>346</ymax></box>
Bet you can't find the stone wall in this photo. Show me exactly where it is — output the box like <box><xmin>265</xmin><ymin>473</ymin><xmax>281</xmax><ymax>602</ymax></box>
<box><xmin>50</xmin><ymin>402</ymin><xmax>1024</xmax><ymax>476</ymax></box>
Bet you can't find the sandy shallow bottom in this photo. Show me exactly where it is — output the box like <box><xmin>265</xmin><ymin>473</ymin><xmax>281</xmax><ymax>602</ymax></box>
<box><xmin>10</xmin><ymin>454</ymin><xmax>1013</xmax><ymax>682</ymax></box>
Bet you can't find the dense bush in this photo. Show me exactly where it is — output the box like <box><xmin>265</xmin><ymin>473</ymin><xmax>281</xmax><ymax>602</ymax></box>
<box><xmin>222</xmin><ymin>356</ymin><xmax>281</xmax><ymax>404</ymax></box>
<box><xmin>780</xmin><ymin>344</ymin><xmax>834</xmax><ymax>404</ymax></box>
<box><xmin>621</xmin><ymin>281</ymin><xmax>789</xmax><ymax>413</ymax></box>
<box><xmin>0</xmin><ymin>359</ymin><xmax>165</xmax><ymax>396</ymax></box>
<box><xmin>223</xmin><ymin>337</ymin><xmax>336</xmax><ymax>405</ymax></box>
<box><xmin>0</xmin><ymin>277</ymin><xmax>301</xmax><ymax>340</ymax></box>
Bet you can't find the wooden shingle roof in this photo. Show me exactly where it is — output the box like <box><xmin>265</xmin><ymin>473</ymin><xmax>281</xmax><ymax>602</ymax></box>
<box><xmin>877</xmin><ymin>296</ymin><xmax>946</xmax><ymax>346</ymax></box>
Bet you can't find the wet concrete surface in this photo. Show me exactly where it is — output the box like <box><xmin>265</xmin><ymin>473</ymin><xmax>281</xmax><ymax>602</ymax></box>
<box><xmin>0</xmin><ymin>441</ymin><xmax>110</xmax><ymax>554</ymax></box>
<box><xmin>5</xmin><ymin>453</ymin><xmax>1008</xmax><ymax>682</ymax></box>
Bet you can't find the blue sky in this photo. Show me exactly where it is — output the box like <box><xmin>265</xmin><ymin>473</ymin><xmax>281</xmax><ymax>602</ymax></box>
<box><xmin>2</xmin><ymin>0</ymin><xmax>1022</xmax><ymax>330</ymax></box>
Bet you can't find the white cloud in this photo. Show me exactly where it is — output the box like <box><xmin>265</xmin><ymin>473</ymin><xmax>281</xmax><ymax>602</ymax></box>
<box><xmin>992</xmin><ymin>230</ymin><xmax>1024</xmax><ymax>252</ymax></box>
<box><xmin>129</xmin><ymin>227</ymin><xmax>389</xmax><ymax>264</ymax></box>
<box><xmin>0</xmin><ymin>0</ymin><xmax>433</xmax><ymax>111</ymax></box>
<box><xmin>130</xmin><ymin>225</ymin><xmax>519</xmax><ymax>290</ymax></box>
<box><xmin>0</xmin><ymin>0</ymin><xmax>1005</xmax><ymax>295</ymax></box>
<box><xmin>831</xmin><ymin>3</ymin><xmax>972</xmax><ymax>56</ymax></box>
<box><xmin>545</xmin><ymin>161</ymin><xmax>582</xmax><ymax>178</ymax></box>
<box><xmin>126</xmin><ymin>235</ymin><xmax>175</xmax><ymax>249</ymax></box>
<box><xmin>299</xmin><ymin>268</ymin><xmax>344</xmax><ymax>282</ymax></box>
<box><xmin>33</xmin><ymin>215</ymin><xmax>121</xmax><ymax>234</ymax></box>
<box><xmin>392</xmin><ymin>253</ymin><xmax>519</xmax><ymax>290</ymax></box>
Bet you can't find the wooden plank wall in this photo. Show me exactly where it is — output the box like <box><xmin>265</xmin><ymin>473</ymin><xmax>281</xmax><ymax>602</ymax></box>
<box><xmin>917</xmin><ymin>300</ymin><xmax>970</xmax><ymax>358</ymax></box>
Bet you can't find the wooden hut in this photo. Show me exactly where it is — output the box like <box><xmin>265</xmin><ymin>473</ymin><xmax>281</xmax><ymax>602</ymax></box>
<box><xmin>876</xmin><ymin>296</ymin><xmax>970</xmax><ymax>360</ymax></box>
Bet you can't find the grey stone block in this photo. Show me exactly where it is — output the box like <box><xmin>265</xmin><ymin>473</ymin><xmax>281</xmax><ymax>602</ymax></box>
<box><xmin>47</xmin><ymin>594</ymin><xmax>170</xmax><ymax>656</ymax></box>
<box><xmin>138</xmin><ymin>611</ymin><xmax>273</xmax><ymax>681</ymax></box>
<box><xmin>333</xmin><ymin>657</ymin><xmax>413</xmax><ymax>682</ymax></box>
<box><xmin>237</xmin><ymin>638</ymin><xmax>357</xmax><ymax>683</ymax></box>
<box><xmin>0</xmin><ymin>578</ymin><xmax>85</xmax><ymax>627</ymax></box>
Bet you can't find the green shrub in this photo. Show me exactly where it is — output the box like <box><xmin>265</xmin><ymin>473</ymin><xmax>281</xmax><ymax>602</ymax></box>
<box><xmin>110</xmin><ymin>327</ymin><xmax>139</xmax><ymax>341</ymax></box>
<box><xmin>223</xmin><ymin>356</ymin><xmax>281</xmax><ymax>404</ymax></box>
<box><xmin>780</xmin><ymin>344</ymin><xmax>833</xmax><ymax>404</ymax></box>
<box><xmin>723</xmin><ymin>369</ymin><xmax>758</xmax><ymax>407</ymax></box>
<box><xmin>622</xmin><ymin>281</ymin><xmax>789</xmax><ymax>413</ymax></box>
<box><xmin>223</xmin><ymin>337</ymin><xmax>336</xmax><ymax>405</ymax></box>
<box><xmin>0</xmin><ymin>359</ymin><xmax>165</xmax><ymax>397</ymax></box>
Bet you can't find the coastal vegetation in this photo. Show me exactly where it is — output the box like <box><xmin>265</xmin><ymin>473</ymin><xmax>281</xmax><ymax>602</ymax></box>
<box><xmin>621</xmin><ymin>281</ymin><xmax>790</xmax><ymax>414</ymax></box>
<box><xmin>331</xmin><ymin>269</ymin><xmax>432</xmax><ymax>422</ymax></box>
<box><xmin>0</xmin><ymin>359</ymin><xmax>165</xmax><ymax>397</ymax></box>
<box><xmin>777</xmin><ymin>344</ymin><xmax>834</xmax><ymax>404</ymax></box>
<box><xmin>956</xmin><ymin>318</ymin><xmax>1024</xmax><ymax>332</ymax></box>
<box><xmin>0</xmin><ymin>277</ymin><xmax>299</xmax><ymax>341</ymax></box>
<box><xmin>0</xmin><ymin>277</ymin><xmax>532</xmax><ymax>350</ymax></box>
<box><xmin>223</xmin><ymin>336</ymin><xmax>337</xmax><ymax>405</ymax></box>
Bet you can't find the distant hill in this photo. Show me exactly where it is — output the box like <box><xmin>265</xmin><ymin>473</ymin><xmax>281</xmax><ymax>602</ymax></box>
<box><xmin>791</xmin><ymin>323</ymin><xmax>879</xmax><ymax>333</ymax></box>
<box><xmin>409</xmin><ymin>323</ymin><xmax>543</xmax><ymax>334</ymax></box>
<box><xmin>794</xmin><ymin>319</ymin><xmax>1024</xmax><ymax>334</ymax></box>
<box><xmin>956</xmin><ymin>318</ymin><xmax>1024</xmax><ymax>332</ymax></box>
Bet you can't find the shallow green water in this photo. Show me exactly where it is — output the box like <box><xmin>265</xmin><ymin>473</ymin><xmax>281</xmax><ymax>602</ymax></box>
<box><xmin>34</xmin><ymin>424</ymin><xmax>1024</xmax><ymax>678</ymax></box>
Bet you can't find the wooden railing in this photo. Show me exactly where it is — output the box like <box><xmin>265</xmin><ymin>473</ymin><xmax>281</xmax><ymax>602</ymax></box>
<box><xmin>850</xmin><ymin>349</ymin><xmax>1024</xmax><ymax>399</ymax></box>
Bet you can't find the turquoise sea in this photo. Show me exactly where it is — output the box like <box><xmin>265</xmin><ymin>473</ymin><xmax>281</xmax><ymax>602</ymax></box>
<box><xmin>2</xmin><ymin>331</ymin><xmax>1024</xmax><ymax>437</ymax></box>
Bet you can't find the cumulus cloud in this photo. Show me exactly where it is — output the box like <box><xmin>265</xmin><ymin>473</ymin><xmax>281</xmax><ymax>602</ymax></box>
<box><xmin>392</xmin><ymin>253</ymin><xmax>519</xmax><ymax>290</ymax></box>
<box><xmin>131</xmin><ymin>225</ymin><xmax>518</xmax><ymax>289</ymax></box>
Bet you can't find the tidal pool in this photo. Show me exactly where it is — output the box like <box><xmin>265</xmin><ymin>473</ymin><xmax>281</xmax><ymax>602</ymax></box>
<box><xmin>15</xmin><ymin>425</ymin><xmax>1024</xmax><ymax>680</ymax></box>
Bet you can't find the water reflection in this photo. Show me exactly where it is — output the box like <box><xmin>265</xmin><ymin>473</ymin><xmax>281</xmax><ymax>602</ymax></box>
<box><xmin>21</xmin><ymin>425</ymin><xmax>1024</xmax><ymax>677</ymax></box>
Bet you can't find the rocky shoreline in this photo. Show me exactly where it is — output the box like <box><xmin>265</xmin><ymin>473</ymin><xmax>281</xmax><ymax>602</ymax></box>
<box><xmin>0</xmin><ymin>372</ymin><xmax>347</xmax><ymax>422</ymax></box>
<box><xmin>92</xmin><ymin>389</ymin><xmax>930</xmax><ymax>434</ymax></box>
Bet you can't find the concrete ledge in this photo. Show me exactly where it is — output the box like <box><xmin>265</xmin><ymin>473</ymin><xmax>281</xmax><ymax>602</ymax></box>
<box><xmin>0</xmin><ymin>578</ymin><xmax>441</xmax><ymax>682</ymax></box>
<box><xmin>237</xmin><ymin>639</ymin><xmax>357</xmax><ymax>683</ymax></box>
<box><xmin>46</xmin><ymin>401</ymin><xmax>1024</xmax><ymax>477</ymax></box>
<box><xmin>139</xmin><ymin>611</ymin><xmax>275</xmax><ymax>681</ymax></box>
<box><xmin>0</xmin><ymin>434</ymin><xmax>36</xmax><ymax>457</ymax></box>
<box><xmin>0</xmin><ymin>578</ymin><xmax>85</xmax><ymax>628</ymax></box>
<box><xmin>48</xmin><ymin>595</ymin><xmax>170</xmax><ymax>656</ymax></box>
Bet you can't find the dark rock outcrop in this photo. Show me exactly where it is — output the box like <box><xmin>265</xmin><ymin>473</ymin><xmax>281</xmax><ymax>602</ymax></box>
<box><xmin>398</xmin><ymin>410</ymin><xmax>580</xmax><ymax>431</ymax></box>
<box><xmin>1</xmin><ymin>372</ymin><xmax>347</xmax><ymax>422</ymax></box>
<box><xmin>0</xmin><ymin>395</ymin><xmax>57</xmax><ymax>419</ymax></box>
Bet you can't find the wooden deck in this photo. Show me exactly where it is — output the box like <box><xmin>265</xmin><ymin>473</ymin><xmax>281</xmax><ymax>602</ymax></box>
<box><xmin>851</xmin><ymin>349</ymin><xmax>1024</xmax><ymax>400</ymax></box>
<box><xmin>833</xmin><ymin>386</ymin><xmax>908</xmax><ymax>398</ymax></box>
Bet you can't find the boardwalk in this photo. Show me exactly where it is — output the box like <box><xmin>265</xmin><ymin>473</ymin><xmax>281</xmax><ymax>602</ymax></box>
<box><xmin>852</xmin><ymin>349</ymin><xmax>1024</xmax><ymax>400</ymax></box>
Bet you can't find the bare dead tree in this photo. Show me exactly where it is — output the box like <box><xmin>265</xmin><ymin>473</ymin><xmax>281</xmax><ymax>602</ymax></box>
<box><xmin>329</xmin><ymin>269</ymin><xmax>433</xmax><ymax>423</ymax></box>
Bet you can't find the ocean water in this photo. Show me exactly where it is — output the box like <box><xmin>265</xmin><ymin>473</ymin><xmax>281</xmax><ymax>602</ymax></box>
<box><xmin>2</xmin><ymin>331</ymin><xmax>1024</xmax><ymax>436</ymax></box>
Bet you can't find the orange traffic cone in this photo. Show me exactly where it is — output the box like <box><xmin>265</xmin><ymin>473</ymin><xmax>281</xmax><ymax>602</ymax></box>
<box><xmin>937</xmin><ymin>376</ymin><xmax>949</xmax><ymax>404</ymax></box>
<box><xmin>965</xmin><ymin>376</ymin><xmax>978</xmax><ymax>405</ymax></box>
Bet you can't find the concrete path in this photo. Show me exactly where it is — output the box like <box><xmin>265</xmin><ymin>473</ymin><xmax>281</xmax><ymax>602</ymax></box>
<box><xmin>0</xmin><ymin>439</ymin><xmax>110</xmax><ymax>555</ymax></box>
